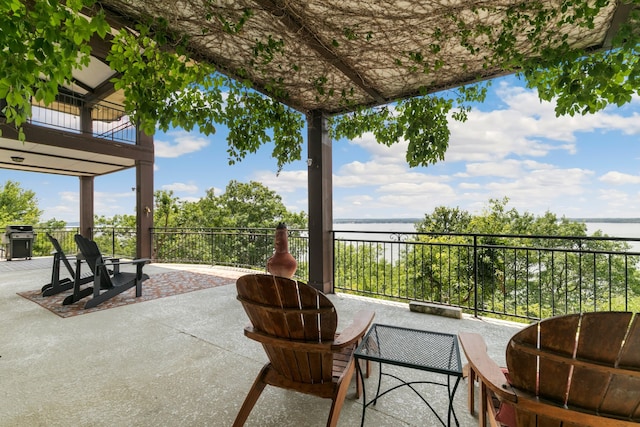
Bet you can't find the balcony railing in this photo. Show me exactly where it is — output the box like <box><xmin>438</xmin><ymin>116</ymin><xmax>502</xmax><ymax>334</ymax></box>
<box><xmin>150</xmin><ymin>227</ymin><xmax>310</xmax><ymax>280</ymax></box>
<box><xmin>334</xmin><ymin>230</ymin><xmax>640</xmax><ymax>321</ymax></box>
<box><xmin>29</xmin><ymin>92</ymin><xmax>136</xmax><ymax>143</ymax></box>
<box><xmin>24</xmin><ymin>227</ymin><xmax>640</xmax><ymax>322</ymax></box>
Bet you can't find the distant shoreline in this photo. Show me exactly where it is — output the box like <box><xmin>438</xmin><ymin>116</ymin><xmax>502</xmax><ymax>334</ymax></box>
<box><xmin>334</xmin><ymin>218</ymin><xmax>421</xmax><ymax>224</ymax></box>
<box><xmin>334</xmin><ymin>218</ymin><xmax>640</xmax><ymax>224</ymax></box>
<box><xmin>568</xmin><ymin>218</ymin><xmax>640</xmax><ymax>223</ymax></box>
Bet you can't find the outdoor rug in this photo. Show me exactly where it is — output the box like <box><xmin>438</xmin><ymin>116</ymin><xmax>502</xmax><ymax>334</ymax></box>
<box><xmin>17</xmin><ymin>270</ymin><xmax>237</xmax><ymax>318</ymax></box>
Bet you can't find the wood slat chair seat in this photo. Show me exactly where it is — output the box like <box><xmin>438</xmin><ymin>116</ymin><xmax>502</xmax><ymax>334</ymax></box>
<box><xmin>233</xmin><ymin>274</ymin><xmax>375</xmax><ymax>427</ymax></box>
<box><xmin>459</xmin><ymin>312</ymin><xmax>640</xmax><ymax>427</ymax></box>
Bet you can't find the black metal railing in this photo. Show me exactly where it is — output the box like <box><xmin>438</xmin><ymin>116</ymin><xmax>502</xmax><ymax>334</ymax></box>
<box><xmin>29</xmin><ymin>92</ymin><xmax>136</xmax><ymax>143</ymax></box>
<box><xmin>151</xmin><ymin>227</ymin><xmax>309</xmax><ymax>280</ymax></box>
<box><xmin>25</xmin><ymin>227</ymin><xmax>640</xmax><ymax>322</ymax></box>
<box><xmin>334</xmin><ymin>230</ymin><xmax>640</xmax><ymax>321</ymax></box>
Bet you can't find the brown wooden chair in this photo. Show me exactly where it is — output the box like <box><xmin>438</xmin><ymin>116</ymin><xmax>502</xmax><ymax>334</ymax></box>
<box><xmin>233</xmin><ymin>274</ymin><xmax>375</xmax><ymax>427</ymax></box>
<box><xmin>459</xmin><ymin>312</ymin><xmax>640</xmax><ymax>427</ymax></box>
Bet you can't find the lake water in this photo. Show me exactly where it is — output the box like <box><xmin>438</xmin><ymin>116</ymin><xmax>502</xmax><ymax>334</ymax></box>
<box><xmin>333</xmin><ymin>221</ymin><xmax>640</xmax><ymax>251</ymax></box>
<box><xmin>334</xmin><ymin>221</ymin><xmax>640</xmax><ymax>237</ymax></box>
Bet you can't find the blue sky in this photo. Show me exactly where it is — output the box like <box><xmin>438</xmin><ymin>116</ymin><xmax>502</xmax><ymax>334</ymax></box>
<box><xmin>2</xmin><ymin>74</ymin><xmax>640</xmax><ymax>223</ymax></box>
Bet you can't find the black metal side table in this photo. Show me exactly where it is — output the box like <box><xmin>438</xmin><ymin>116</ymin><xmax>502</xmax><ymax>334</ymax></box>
<box><xmin>354</xmin><ymin>323</ymin><xmax>463</xmax><ymax>426</ymax></box>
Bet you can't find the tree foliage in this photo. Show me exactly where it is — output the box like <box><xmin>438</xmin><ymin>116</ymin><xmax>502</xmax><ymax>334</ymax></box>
<box><xmin>148</xmin><ymin>181</ymin><xmax>307</xmax><ymax>268</ymax></box>
<box><xmin>0</xmin><ymin>180</ymin><xmax>42</xmax><ymax>228</ymax></box>
<box><xmin>2</xmin><ymin>1</ymin><xmax>639</xmax><ymax>169</ymax></box>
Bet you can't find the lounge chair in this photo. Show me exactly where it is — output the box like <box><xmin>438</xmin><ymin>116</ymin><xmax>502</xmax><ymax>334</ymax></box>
<box><xmin>63</xmin><ymin>234</ymin><xmax>149</xmax><ymax>309</ymax></box>
<box><xmin>41</xmin><ymin>233</ymin><xmax>93</xmax><ymax>296</ymax></box>
<box><xmin>233</xmin><ymin>273</ymin><xmax>375</xmax><ymax>427</ymax></box>
<box><xmin>459</xmin><ymin>311</ymin><xmax>640</xmax><ymax>427</ymax></box>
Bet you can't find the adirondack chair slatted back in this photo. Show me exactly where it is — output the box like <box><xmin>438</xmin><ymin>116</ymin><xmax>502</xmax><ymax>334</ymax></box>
<box><xmin>46</xmin><ymin>233</ymin><xmax>74</xmax><ymax>275</ymax></box>
<box><xmin>74</xmin><ymin>234</ymin><xmax>111</xmax><ymax>289</ymax></box>
<box><xmin>506</xmin><ymin>312</ymin><xmax>640</xmax><ymax>425</ymax></box>
<box><xmin>236</xmin><ymin>274</ymin><xmax>338</xmax><ymax>384</ymax></box>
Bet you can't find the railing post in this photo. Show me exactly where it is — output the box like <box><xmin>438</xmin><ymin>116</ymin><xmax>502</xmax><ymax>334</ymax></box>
<box><xmin>473</xmin><ymin>235</ymin><xmax>479</xmax><ymax>318</ymax></box>
<box><xmin>112</xmin><ymin>228</ymin><xmax>116</xmax><ymax>257</ymax></box>
<box><xmin>210</xmin><ymin>231</ymin><xmax>214</xmax><ymax>266</ymax></box>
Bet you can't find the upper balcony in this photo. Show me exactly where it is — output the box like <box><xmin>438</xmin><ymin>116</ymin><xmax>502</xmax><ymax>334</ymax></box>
<box><xmin>0</xmin><ymin>91</ymin><xmax>151</xmax><ymax>178</ymax></box>
<box><xmin>28</xmin><ymin>91</ymin><xmax>136</xmax><ymax>144</ymax></box>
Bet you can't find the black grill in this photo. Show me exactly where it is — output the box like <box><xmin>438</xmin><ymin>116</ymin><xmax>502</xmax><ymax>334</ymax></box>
<box><xmin>2</xmin><ymin>225</ymin><xmax>34</xmax><ymax>261</ymax></box>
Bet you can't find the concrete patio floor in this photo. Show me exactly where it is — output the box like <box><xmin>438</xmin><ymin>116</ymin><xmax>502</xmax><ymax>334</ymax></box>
<box><xmin>0</xmin><ymin>257</ymin><xmax>524</xmax><ymax>426</ymax></box>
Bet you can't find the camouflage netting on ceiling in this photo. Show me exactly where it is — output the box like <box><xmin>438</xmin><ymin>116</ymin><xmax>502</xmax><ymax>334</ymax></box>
<box><xmin>101</xmin><ymin>0</ymin><xmax>624</xmax><ymax>114</ymax></box>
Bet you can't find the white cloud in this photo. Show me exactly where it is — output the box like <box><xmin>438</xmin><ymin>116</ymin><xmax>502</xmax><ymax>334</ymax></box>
<box><xmin>43</xmin><ymin>190</ymin><xmax>136</xmax><ymax>221</ymax></box>
<box><xmin>443</xmin><ymin>84</ymin><xmax>640</xmax><ymax>164</ymax></box>
<box><xmin>459</xmin><ymin>182</ymin><xmax>482</xmax><ymax>189</ymax></box>
<box><xmin>42</xmin><ymin>191</ymin><xmax>78</xmax><ymax>222</ymax></box>
<box><xmin>155</xmin><ymin>131</ymin><xmax>210</xmax><ymax>158</ymax></box>
<box><xmin>162</xmin><ymin>182</ymin><xmax>199</xmax><ymax>194</ymax></box>
<box><xmin>599</xmin><ymin>171</ymin><xmax>640</xmax><ymax>185</ymax></box>
<box><xmin>480</xmin><ymin>168</ymin><xmax>594</xmax><ymax>214</ymax></box>
<box><xmin>463</xmin><ymin>159</ymin><xmax>553</xmax><ymax>178</ymax></box>
<box><xmin>335</xmin><ymin>160</ymin><xmax>435</xmax><ymax>188</ymax></box>
<box><xmin>94</xmin><ymin>191</ymin><xmax>136</xmax><ymax>217</ymax></box>
<box><xmin>595</xmin><ymin>189</ymin><xmax>640</xmax><ymax>217</ymax></box>
<box><xmin>347</xmin><ymin>132</ymin><xmax>409</xmax><ymax>165</ymax></box>
<box><xmin>252</xmin><ymin>170</ymin><xmax>307</xmax><ymax>192</ymax></box>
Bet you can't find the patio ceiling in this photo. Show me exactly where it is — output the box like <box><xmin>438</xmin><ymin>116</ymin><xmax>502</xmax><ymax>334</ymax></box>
<box><xmin>98</xmin><ymin>0</ymin><xmax>636</xmax><ymax>115</ymax></box>
<box><xmin>0</xmin><ymin>118</ymin><xmax>150</xmax><ymax>177</ymax></box>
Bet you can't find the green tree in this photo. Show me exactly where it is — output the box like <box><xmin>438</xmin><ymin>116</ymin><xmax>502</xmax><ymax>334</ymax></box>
<box><xmin>94</xmin><ymin>214</ymin><xmax>137</xmax><ymax>257</ymax></box>
<box><xmin>406</xmin><ymin>199</ymin><xmax>640</xmax><ymax>319</ymax></box>
<box><xmin>196</xmin><ymin>180</ymin><xmax>307</xmax><ymax>267</ymax></box>
<box><xmin>37</xmin><ymin>218</ymin><xmax>67</xmax><ymax>230</ymax></box>
<box><xmin>32</xmin><ymin>218</ymin><xmax>70</xmax><ymax>256</ymax></box>
<box><xmin>154</xmin><ymin>190</ymin><xmax>182</xmax><ymax>228</ymax></box>
<box><xmin>150</xmin><ymin>181</ymin><xmax>308</xmax><ymax>267</ymax></box>
<box><xmin>212</xmin><ymin>180</ymin><xmax>306</xmax><ymax>229</ymax></box>
<box><xmin>0</xmin><ymin>180</ymin><xmax>41</xmax><ymax>228</ymax></box>
<box><xmin>415</xmin><ymin>206</ymin><xmax>472</xmax><ymax>234</ymax></box>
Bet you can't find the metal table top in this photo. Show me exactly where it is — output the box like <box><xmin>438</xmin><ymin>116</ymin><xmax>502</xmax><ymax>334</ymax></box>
<box><xmin>355</xmin><ymin>323</ymin><xmax>463</xmax><ymax>377</ymax></box>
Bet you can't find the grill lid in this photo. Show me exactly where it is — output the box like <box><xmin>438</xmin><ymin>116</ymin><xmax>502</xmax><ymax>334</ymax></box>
<box><xmin>5</xmin><ymin>225</ymin><xmax>33</xmax><ymax>233</ymax></box>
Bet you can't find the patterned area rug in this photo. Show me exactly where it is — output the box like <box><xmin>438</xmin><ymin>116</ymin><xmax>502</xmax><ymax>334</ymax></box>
<box><xmin>18</xmin><ymin>270</ymin><xmax>237</xmax><ymax>318</ymax></box>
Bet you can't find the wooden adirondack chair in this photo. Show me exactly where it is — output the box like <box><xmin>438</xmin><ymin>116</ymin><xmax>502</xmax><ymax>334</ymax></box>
<box><xmin>233</xmin><ymin>274</ymin><xmax>375</xmax><ymax>427</ymax></box>
<box><xmin>62</xmin><ymin>234</ymin><xmax>149</xmax><ymax>309</ymax></box>
<box><xmin>41</xmin><ymin>233</ymin><xmax>93</xmax><ymax>296</ymax></box>
<box><xmin>459</xmin><ymin>312</ymin><xmax>640</xmax><ymax>427</ymax></box>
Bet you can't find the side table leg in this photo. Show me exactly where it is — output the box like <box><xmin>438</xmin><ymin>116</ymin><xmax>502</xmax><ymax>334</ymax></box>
<box><xmin>448</xmin><ymin>376</ymin><xmax>461</xmax><ymax>427</ymax></box>
<box><xmin>356</xmin><ymin>358</ymin><xmax>367</xmax><ymax>427</ymax></box>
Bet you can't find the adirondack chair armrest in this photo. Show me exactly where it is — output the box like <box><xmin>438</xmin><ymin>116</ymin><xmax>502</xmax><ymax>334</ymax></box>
<box><xmin>96</xmin><ymin>257</ymin><xmax>149</xmax><ymax>276</ymax></box>
<box><xmin>458</xmin><ymin>332</ymin><xmax>517</xmax><ymax>403</ymax></box>
<box><xmin>98</xmin><ymin>258</ymin><xmax>149</xmax><ymax>266</ymax></box>
<box><xmin>244</xmin><ymin>326</ymin><xmax>334</xmax><ymax>352</ymax></box>
<box><xmin>332</xmin><ymin>310</ymin><xmax>375</xmax><ymax>349</ymax></box>
<box><xmin>128</xmin><ymin>258</ymin><xmax>150</xmax><ymax>270</ymax></box>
